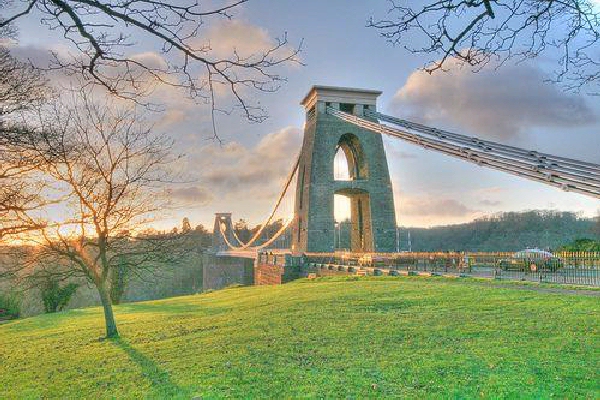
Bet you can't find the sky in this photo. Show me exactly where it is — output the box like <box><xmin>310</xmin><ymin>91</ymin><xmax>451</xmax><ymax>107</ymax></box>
<box><xmin>7</xmin><ymin>0</ymin><xmax>600</xmax><ymax>230</ymax></box>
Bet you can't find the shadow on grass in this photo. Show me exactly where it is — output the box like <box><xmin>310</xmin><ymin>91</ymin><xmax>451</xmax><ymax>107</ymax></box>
<box><xmin>111</xmin><ymin>338</ymin><xmax>185</xmax><ymax>397</ymax></box>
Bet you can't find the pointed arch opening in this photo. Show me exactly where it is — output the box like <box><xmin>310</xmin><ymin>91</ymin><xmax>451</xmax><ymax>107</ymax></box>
<box><xmin>333</xmin><ymin>133</ymin><xmax>368</xmax><ymax>181</ymax></box>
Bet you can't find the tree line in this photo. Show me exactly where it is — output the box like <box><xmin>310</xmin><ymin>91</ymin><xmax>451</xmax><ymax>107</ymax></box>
<box><xmin>398</xmin><ymin>211</ymin><xmax>599</xmax><ymax>252</ymax></box>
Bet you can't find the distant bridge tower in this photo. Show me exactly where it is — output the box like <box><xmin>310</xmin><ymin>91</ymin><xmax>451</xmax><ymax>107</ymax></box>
<box><xmin>292</xmin><ymin>86</ymin><xmax>397</xmax><ymax>254</ymax></box>
<box><xmin>212</xmin><ymin>212</ymin><xmax>236</xmax><ymax>252</ymax></box>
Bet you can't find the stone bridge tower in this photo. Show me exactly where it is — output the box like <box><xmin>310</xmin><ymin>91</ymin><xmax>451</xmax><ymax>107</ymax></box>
<box><xmin>212</xmin><ymin>212</ymin><xmax>236</xmax><ymax>252</ymax></box>
<box><xmin>292</xmin><ymin>86</ymin><xmax>396</xmax><ymax>254</ymax></box>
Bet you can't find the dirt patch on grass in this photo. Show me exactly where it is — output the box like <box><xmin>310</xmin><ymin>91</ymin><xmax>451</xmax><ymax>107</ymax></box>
<box><xmin>471</xmin><ymin>281</ymin><xmax>600</xmax><ymax>296</ymax></box>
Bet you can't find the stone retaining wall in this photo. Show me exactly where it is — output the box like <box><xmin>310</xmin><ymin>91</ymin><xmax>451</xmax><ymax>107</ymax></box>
<box><xmin>202</xmin><ymin>253</ymin><xmax>254</xmax><ymax>290</ymax></box>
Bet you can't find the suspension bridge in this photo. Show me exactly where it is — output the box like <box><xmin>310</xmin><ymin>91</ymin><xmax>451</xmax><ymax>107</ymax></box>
<box><xmin>203</xmin><ymin>86</ymin><xmax>599</xmax><ymax>289</ymax></box>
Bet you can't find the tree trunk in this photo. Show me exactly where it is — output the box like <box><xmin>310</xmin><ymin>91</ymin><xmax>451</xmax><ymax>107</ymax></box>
<box><xmin>97</xmin><ymin>282</ymin><xmax>119</xmax><ymax>338</ymax></box>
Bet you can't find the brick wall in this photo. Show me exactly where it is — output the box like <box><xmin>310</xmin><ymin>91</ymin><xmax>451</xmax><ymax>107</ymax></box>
<box><xmin>255</xmin><ymin>263</ymin><xmax>284</xmax><ymax>285</ymax></box>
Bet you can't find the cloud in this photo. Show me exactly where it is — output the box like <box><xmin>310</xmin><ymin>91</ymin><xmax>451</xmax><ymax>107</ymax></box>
<box><xmin>189</xmin><ymin>19</ymin><xmax>300</xmax><ymax>107</ymax></box>
<box><xmin>479</xmin><ymin>199</ymin><xmax>503</xmax><ymax>206</ymax></box>
<box><xmin>204</xmin><ymin>20</ymin><xmax>277</xmax><ymax>59</ymax></box>
<box><xmin>393</xmin><ymin>61</ymin><xmax>597</xmax><ymax>139</ymax></box>
<box><xmin>156</xmin><ymin>109</ymin><xmax>188</xmax><ymax>130</ymax></box>
<box><xmin>200</xmin><ymin>141</ymin><xmax>247</xmax><ymax>159</ymax></box>
<box><xmin>7</xmin><ymin>43</ymin><xmax>64</xmax><ymax>67</ymax></box>
<box><xmin>5</xmin><ymin>24</ymin><xmax>294</xmax><ymax>134</ymax></box>
<box><xmin>395</xmin><ymin>193</ymin><xmax>482</xmax><ymax>227</ymax></box>
<box><xmin>169</xmin><ymin>186</ymin><xmax>213</xmax><ymax>205</ymax></box>
<box><xmin>388</xmin><ymin>147</ymin><xmax>417</xmax><ymax>159</ymax></box>
<box><xmin>189</xmin><ymin>126</ymin><xmax>303</xmax><ymax>198</ymax></box>
<box><xmin>399</xmin><ymin>196</ymin><xmax>474</xmax><ymax>217</ymax></box>
<box><xmin>475</xmin><ymin>186</ymin><xmax>505</xmax><ymax>195</ymax></box>
<box><xmin>130</xmin><ymin>51</ymin><xmax>168</xmax><ymax>70</ymax></box>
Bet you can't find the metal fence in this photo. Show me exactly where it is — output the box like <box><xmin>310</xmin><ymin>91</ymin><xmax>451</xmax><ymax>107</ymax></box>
<box><xmin>303</xmin><ymin>252</ymin><xmax>600</xmax><ymax>286</ymax></box>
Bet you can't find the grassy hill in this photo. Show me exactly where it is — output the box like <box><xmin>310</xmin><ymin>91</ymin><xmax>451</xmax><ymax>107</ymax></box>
<box><xmin>1</xmin><ymin>277</ymin><xmax>598</xmax><ymax>398</ymax></box>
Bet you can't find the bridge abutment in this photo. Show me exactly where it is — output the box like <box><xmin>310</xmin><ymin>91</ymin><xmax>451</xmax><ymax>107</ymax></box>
<box><xmin>202</xmin><ymin>252</ymin><xmax>254</xmax><ymax>291</ymax></box>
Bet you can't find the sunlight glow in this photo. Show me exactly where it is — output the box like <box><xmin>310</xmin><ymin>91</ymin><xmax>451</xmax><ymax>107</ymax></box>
<box><xmin>334</xmin><ymin>194</ymin><xmax>351</xmax><ymax>222</ymax></box>
<box><xmin>334</xmin><ymin>147</ymin><xmax>351</xmax><ymax>181</ymax></box>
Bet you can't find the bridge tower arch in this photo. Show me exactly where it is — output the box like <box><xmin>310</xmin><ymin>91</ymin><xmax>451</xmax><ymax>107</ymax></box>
<box><xmin>292</xmin><ymin>86</ymin><xmax>397</xmax><ymax>254</ymax></box>
<box><xmin>212</xmin><ymin>212</ymin><xmax>236</xmax><ymax>252</ymax></box>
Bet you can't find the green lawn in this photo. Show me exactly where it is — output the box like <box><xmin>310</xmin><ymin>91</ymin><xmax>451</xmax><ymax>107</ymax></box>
<box><xmin>1</xmin><ymin>277</ymin><xmax>598</xmax><ymax>399</ymax></box>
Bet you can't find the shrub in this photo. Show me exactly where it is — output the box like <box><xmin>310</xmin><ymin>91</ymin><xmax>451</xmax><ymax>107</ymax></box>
<box><xmin>41</xmin><ymin>279</ymin><xmax>79</xmax><ymax>313</ymax></box>
<box><xmin>558</xmin><ymin>238</ymin><xmax>600</xmax><ymax>252</ymax></box>
<box><xmin>0</xmin><ymin>291</ymin><xmax>22</xmax><ymax>320</ymax></box>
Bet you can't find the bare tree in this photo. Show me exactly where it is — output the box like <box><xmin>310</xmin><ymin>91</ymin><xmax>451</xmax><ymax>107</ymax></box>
<box><xmin>3</xmin><ymin>94</ymin><xmax>185</xmax><ymax>338</ymax></box>
<box><xmin>0</xmin><ymin>37</ymin><xmax>51</xmax><ymax>238</ymax></box>
<box><xmin>0</xmin><ymin>0</ymin><xmax>302</xmax><ymax>128</ymax></box>
<box><xmin>368</xmin><ymin>1</ymin><xmax>600</xmax><ymax>90</ymax></box>
<box><xmin>0</xmin><ymin>51</ymin><xmax>46</xmax><ymax>115</ymax></box>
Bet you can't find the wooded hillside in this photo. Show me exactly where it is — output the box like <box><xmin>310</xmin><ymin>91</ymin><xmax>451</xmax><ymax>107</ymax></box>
<box><xmin>398</xmin><ymin>211</ymin><xmax>598</xmax><ymax>252</ymax></box>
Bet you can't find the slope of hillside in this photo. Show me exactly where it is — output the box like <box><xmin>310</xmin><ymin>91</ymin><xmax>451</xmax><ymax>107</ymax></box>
<box><xmin>399</xmin><ymin>211</ymin><xmax>598</xmax><ymax>251</ymax></box>
<box><xmin>1</xmin><ymin>277</ymin><xmax>598</xmax><ymax>398</ymax></box>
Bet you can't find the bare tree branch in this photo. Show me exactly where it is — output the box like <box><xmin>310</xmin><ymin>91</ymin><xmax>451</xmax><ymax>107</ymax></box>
<box><xmin>368</xmin><ymin>0</ymin><xmax>600</xmax><ymax>91</ymax></box>
<box><xmin>0</xmin><ymin>37</ymin><xmax>52</xmax><ymax>239</ymax></box>
<box><xmin>1</xmin><ymin>0</ymin><xmax>303</xmax><ymax>124</ymax></box>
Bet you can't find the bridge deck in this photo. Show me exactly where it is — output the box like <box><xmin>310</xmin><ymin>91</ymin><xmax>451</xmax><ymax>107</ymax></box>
<box><xmin>216</xmin><ymin>249</ymin><xmax>292</xmax><ymax>259</ymax></box>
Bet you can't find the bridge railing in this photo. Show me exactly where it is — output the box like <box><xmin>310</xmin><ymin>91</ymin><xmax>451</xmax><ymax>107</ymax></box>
<box><xmin>303</xmin><ymin>252</ymin><xmax>600</xmax><ymax>286</ymax></box>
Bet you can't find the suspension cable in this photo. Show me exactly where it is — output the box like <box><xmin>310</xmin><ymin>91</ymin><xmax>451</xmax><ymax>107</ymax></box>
<box><xmin>231</xmin><ymin>228</ymin><xmax>246</xmax><ymax>247</ymax></box>
<box><xmin>327</xmin><ymin>107</ymin><xmax>600</xmax><ymax>199</ymax></box>
<box><xmin>222</xmin><ymin>152</ymin><xmax>300</xmax><ymax>249</ymax></box>
<box><xmin>220</xmin><ymin>216</ymin><xmax>295</xmax><ymax>251</ymax></box>
<box><xmin>369</xmin><ymin>110</ymin><xmax>600</xmax><ymax>174</ymax></box>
